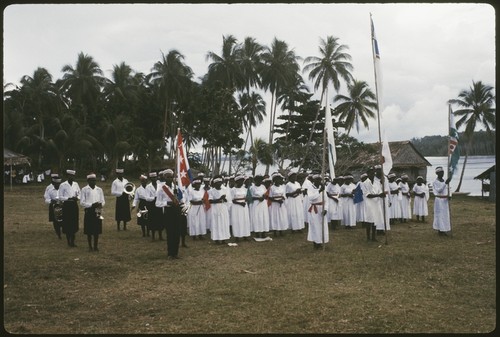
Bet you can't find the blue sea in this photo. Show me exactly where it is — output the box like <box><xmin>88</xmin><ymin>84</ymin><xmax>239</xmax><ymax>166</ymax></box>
<box><xmin>425</xmin><ymin>155</ymin><xmax>495</xmax><ymax>196</ymax></box>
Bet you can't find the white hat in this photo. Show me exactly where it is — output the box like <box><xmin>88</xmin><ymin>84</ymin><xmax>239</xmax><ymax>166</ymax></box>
<box><xmin>149</xmin><ymin>172</ymin><xmax>157</xmax><ymax>177</ymax></box>
<box><xmin>66</xmin><ymin>169</ymin><xmax>76</xmax><ymax>175</ymax></box>
<box><xmin>87</xmin><ymin>173</ymin><xmax>96</xmax><ymax>179</ymax></box>
<box><xmin>435</xmin><ymin>166</ymin><xmax>444</xmax><ymax>173</ymax></box>
<box><xmin>164</xmin><ymin>169</ymin><xmax>174</xmax><ymax>175</ymax></box>
<box><xmin>140</xmin><ymin>175</ymin><xmax>148</xmax><ymax>180</ymax></box>
<box><xmin>235</xmin><ymin>175</ymin><xmax>245</xmax><ymax>181</ymax></box>
<box><xmin>287</xmin><ymin>171</ymin><xmax>297</xmax><ymax>177</ymax></box>
<box><xmin>388</xmin><ymin>173</ymin><xmax>396</xmax><ymax>178</ymax></box>
<box><xmin>360</xmin><ymin>173</ymin><xmax>368</xmax><ymax>178</ymax></box>
<box><xmin>116</xmin><ymin>168</ymin><xmax>124</xmax><ymax>173</ymax></box>
<box><xmin>313</xmin><ymin>174</ymin><xmax>321</xmax><ymax>179</ymax></box>
<box><xmin>197</xmin><ymin>172</ymin><xmax>205</xmax><ymax>177</ymax></box>
<box><xmin>51</xmin><ymin>173</ymin><xmax>59</xmax><ymax>178</ymax></box>
<box><xmin>53</xmin><ymin>178</ymin><xmax>62</xmax><ymax>183</ymax></box>
<box><xmin>213</xmin><ymin>177</ymin><xmax>223</xmax><ymax>183</ymax></box>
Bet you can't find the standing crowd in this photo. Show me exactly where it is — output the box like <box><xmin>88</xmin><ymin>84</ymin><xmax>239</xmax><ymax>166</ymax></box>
<box><xmin>43</xmin><ymin>165</ymin><xmax>452</xmax><ymax>257</ymax></box>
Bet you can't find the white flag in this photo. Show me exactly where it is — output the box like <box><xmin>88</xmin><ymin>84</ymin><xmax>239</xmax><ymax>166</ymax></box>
<box><xmin>371</xmin><ymin>14</ymin><xmax>383</xmax><ymax>112</ymax></box>
<box><xmin>325</xmin><ymin>88</ymin><xmax>337</xmax><ymax>178</ymax></box>
<box><xmin>382</xmin><ymin>133</ymin><xmax>393</xmax><ymax>176</ymax></box>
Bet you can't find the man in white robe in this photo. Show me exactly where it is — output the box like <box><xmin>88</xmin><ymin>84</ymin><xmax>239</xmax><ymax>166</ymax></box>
<box><xmin>432</xmin><ymin>167</ymin><xmax>451</xmax><ymax>235</ymax></box>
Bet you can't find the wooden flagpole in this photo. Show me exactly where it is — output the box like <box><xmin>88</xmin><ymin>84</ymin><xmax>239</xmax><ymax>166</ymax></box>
<box><xmin>447</xmin><ymin>104</ymin><xmax>453</xmax><ymax>237</ymax></box>
<box><xmin>371</xmin><ymin>13</ymin><xmax>388</xmax><ymax>245</ymax></box>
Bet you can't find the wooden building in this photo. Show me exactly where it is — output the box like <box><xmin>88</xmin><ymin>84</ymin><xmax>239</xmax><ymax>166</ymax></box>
<box><xmin>474</xmin><ymin>165</ymin><xmax>495</xmax><ymax>201</ymax></box>
<box><xmin>335</xmin><ymin>141</ymin><xmax>431</xmax><ymax>183</ymax></box>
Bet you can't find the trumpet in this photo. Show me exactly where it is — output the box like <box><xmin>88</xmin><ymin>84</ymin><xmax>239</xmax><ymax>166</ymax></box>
<box><xmin>124</xmin><ymin>182</ymin><xmax>136</xmax><ymax>199</ymax></box>
<box><xmin>137</xmin><ymin>207</ymin><xmax>149</xmax><ymax>220</ymax></box>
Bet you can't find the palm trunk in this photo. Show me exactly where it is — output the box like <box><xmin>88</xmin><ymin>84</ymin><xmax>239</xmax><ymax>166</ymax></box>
<box><xmin>454</xmin><ymin>151</ymin><xmax>468</xmax><ymax>192</ymax></box>
<box><xmin>265</xmin><ymin>91</ymin><xmax>276</xmax><ymax>175</ymax></box>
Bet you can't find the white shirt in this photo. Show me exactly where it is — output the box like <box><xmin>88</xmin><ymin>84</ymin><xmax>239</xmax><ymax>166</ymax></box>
<box><xmin>80</xmin><ymin>185</ymin><xmax>105</xmax><ymax>208</ymax></box>
<box><xmin>59</xmin><ymin>180</ymin><xmax>81</xmax><ymax>201</ymax></box>
<box><xmin>111</xmin><ymin>177</ymin><xmax>129</xmax><ymax>197</ymax></box>
<box><xmin>132</xmin><ymin>184</ymin><xmax>155</xmax><ymax>207</ymax></box>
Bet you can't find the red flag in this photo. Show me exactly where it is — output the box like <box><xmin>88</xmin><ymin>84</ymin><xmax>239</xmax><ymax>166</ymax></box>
<box><xmin>177</xmin><ymin>129</ymin><xmax>193</xmax><ymax>188</ymax></box>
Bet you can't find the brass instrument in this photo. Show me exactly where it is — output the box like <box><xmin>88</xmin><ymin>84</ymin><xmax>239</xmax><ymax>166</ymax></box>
<box><xmin>53</xmin><ymin>199</ymin><xmax>64</xmax><ymax>223</ymax></box>
<box><xmin>95</xmin><ymin>204</ymin><xmax>104</xmax><ymax>220</ymax></box>
<box><xmin>137</xmin><ymin>207</ymin><xmax>149</xmax><ymax>220</ymax></box>
<box><xmin>124</xmin><ymin>182</ymin><xmax>136</xmax><ymax>199</ymax></box>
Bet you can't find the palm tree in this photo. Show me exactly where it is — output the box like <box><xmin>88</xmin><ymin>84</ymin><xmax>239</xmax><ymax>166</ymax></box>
<box><xmin>103</xmin><ymin>62</ymin><xmax>140</xmax><ymax>116</ymax></box>
<box><xmin>206</xmin><ymin>34</ymin><xmax>242</xmax><ymax>90</ymax></box>
<box><xmin>237</xmin><ymin>36</ymin><xmax>264</xmax><ymax>93</ymax></box>
<box><xmin>238</xmin><ymin>91</ymin><xmax>267</xmax><ymax>148</ymax></box>
<box><xmin>148</xmin><ymin>49</ymin><xmax>193</xmax><ymax>157</ymax></box>
<box><xmin>60</xmin><ymin>52</ymin><xmax>105</xmax><ymax>128</ymax></box>
<box><xmin>301</xmin><ymin>36</ymin><xmax>354</xmax><ymax>169</ymax></box>
<box><xmin>249</xmin><ymin>137</ymin><xmax>273</xmax><ymax>176</ymax></box>
<box><xmin>333</xmin><ymin>79</ymin><xmax>377</xmax><ymax>134</ymax></box>
<box><xmin>448</xmin><ymin>80</ymin><xmax>495</xmax><ymax>192</ymax></box>
<box><xmin>260</xmin><ymin>38</ymin><xmax>301</xmax><ymax>173</ymax></box>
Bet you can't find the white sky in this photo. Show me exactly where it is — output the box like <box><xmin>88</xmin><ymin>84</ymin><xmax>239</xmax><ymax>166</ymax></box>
<box><xmin>3</xmin><ymin>3</ymin><xmax>496</xmax><ymax>144</ymax></box>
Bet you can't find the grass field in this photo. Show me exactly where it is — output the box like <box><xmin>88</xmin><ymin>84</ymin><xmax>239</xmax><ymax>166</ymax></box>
<box><xmin>3</xmin><ymin>181</ymin><xmax>496</xmax><ymax>334</ymax></box>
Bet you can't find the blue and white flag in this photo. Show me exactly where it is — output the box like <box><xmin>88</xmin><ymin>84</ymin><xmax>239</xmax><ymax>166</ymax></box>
<box><xmin>448</xmin><ymin>105</ymin><xmax>460</xmax><ymax>180</ymax></box>
<box><xmin>371</xmin><ymin>14</ymin><xmax>383</xmax><ymax>111</ymax></box>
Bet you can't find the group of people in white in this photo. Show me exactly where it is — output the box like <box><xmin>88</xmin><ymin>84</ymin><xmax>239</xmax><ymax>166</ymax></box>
<box><xmin>43</xmin><ymin>164</ymin><xmax>451</xmax><ymax>253</ymax></box>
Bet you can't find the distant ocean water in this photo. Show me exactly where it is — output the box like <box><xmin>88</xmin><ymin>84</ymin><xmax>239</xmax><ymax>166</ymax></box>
<box><xmin>425</xmin><ymin>155</ymin><xmax>495</xmax><ymax>196</ymax></box>
<box><xmin>254</xmin><ymin>156</ymin><xmax>495</xmax><ymax>197</ymax></box>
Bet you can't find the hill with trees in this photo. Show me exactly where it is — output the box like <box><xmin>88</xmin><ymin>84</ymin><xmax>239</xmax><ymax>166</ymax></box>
<box><xmin>411</xmin><ymin>130</ymin><xmax>496</xmax><ymax>156</ymax></box>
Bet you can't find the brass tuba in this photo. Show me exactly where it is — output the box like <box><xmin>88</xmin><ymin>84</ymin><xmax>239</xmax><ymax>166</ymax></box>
<box><xmin>124</xmin><ymin>182</ymin><xmax>136</xmax><ymax>199</ymax></box>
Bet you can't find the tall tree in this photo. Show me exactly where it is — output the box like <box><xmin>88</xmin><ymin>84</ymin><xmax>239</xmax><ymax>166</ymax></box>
<box><xmin>148</xmin><ymin>49</ymin><xmax>193</xmax><ymax>158</ymax></box>
<box><xmin>60</xmin><ymin>52</ymin><xmax>105</xmax><ymax>128</ymax></box>
<box><xmin>448</xmin><ymin>80</ymin><xmax>495</xmax><ymax>192</ymax></box>
<box><xmin>260</xmin><ymin>37</ymin><xmax>301</xmax><ymax>174</ymax></box>
<box><xmin>333</xmin><ymin>79</ymin><xmax>377</xmax><ymax>134</ymax></box>
<box><xmin>206</xmin><ymin>34</ymin><xmax>242</xmax><ymax>90</ymax></box>
<box><xmin>301</xmin><ymin>36</ymin><xmax>353</xmax><ymax>169</ymax></box>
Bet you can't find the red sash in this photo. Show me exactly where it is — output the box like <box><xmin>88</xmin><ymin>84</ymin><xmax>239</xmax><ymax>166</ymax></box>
<box><xmin>162</xmin><ymin>184</ymin><xmax>179</xmax><ymax>206</ymax></box>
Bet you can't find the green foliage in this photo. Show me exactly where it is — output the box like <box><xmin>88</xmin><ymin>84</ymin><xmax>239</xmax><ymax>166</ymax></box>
<box><xmin>411</xmin><ymin>130</ymin><xmax>496</xmax><ymax>156</ymax></box>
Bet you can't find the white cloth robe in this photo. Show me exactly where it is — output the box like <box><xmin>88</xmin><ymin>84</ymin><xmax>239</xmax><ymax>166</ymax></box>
<box><xmin>268</xmin><ymin>184</ymin><xmax>289</xmax><ymax>231</ymax></box>
<box><xmin>326</xmin><ymin>182</ymin><xmax>342</xmax><ymax>221</ymax></box>
<box><xmin>249</xmin><ymin>184</ymin><xmax>270</xmax><ymax>233</ymax></box>
<box><xmin>230</xmin><ymin>186</ymin><xmax>251</xmax><ymax>238</ymax></box>
<box><xmin>388</xmin><ymin>181</ymin><xmax>402</xmax><ymax>219</ymax></box>
<box><xmin>432</xmin><ymin>179</ymin><xmax>451</xmax><ymax>231</ymax></box>
<box><xmin>208</xmin><ymin>188</ymin><xmax>231</xmax><ymax>241</ymax></box>
<box><xmin>306</xmin><ymin>184</ymin><xmax>329</xmax><ymax>244</ymax></box>
<box><xmin>301</xmin><ymin>179</ymin><xmax>314</xmax><ymax>224</ymax></box>
<box><xmin>285</xmin><ymin>181</ymin><xmax>305</xmax><ymax>230</ymax></box>
<box><xmin>412</xmin><ymin>183</ymin><xmax>429</xmax><ymax>216</ymax></box>
<box><xmin>186</xmin><ymin>188</ymin><xmax>207</xmax><ymax>236</ymax></box>
<box><xmin>399</xmin><ymin>182</ymin><xmax>412</xmax><ymax>219</ymax></box>
<box><xmin>356</xmin><ymin>180</ymin><xmax>368</xmax><ymax>222</ymax></box>
<box><xmin>374</xmin><ymin>177</ymin><xmax>391</xmax><ymax>230</ymax></box>
<box><xmin>340</xmin><ymin>182</ymin><xmax>357</xmax><ymax>227</ymax></box>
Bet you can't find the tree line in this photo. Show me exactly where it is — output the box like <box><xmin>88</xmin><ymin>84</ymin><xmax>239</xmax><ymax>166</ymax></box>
<box><xmin>3</xmin><ymin>33</ymin><xmax>495</xmax><ymax>181</ymax></box>
<box><xmin>411</xmin><ymin>130</ymin><xmax>496</xmax><ymax>157</ymax></box>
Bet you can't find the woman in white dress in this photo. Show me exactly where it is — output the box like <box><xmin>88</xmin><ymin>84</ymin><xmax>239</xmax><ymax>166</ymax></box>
<box><xmin>387</xmin><ymin>173</ymin><xmax>401</xmax><ymax>225</ymax></box>
<box><xmin>307</xmin><ymin>174</ymin><xmax>329</xmax><ymax>249</ymax></box>
<box><xmin>412</xmin><ymin>176</ymin><xmax>429</xmax><ymax>222</ymax></box>
<box><xmin>230</xmin><ymin>175</ymin><xmax>251</xmax><ymax>241</ymax></box>
<box><xmin>340</xmin><ymin>175</ymin><xmax>356</xmax><ymax>228</ymax></box>
<box><xmin>285</xmin><ymin>172</ymin><xmax>305</xmax><ymax>233</ymax></box>
<box><xmin>208</xmin><ymin>176</ymin><xmax>231</xmax><ymax>244</ymax></box>
<box><xmin>186</xmin><ymin>178</ymin><xmax>207</xmax><ymax>239</ymax></box>
<box><xmin>268</xmin><ymin>173</ymin><xmax>288</xmax><ymax>236</ymax></box>
<box><xmin>249</xmin><ymin>174</ymin><xmax>270</xmax><ymax>238</ymax></box>
<box><xmin>326</xmin><ymin>176</ymin><xmax>342</xmax><ymax>230</ymax></box>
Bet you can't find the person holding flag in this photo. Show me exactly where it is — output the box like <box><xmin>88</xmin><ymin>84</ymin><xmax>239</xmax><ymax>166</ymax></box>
<box><xmin>432</xmin><ymin>167</ymin><xmax>451</xmax><ymax>236</ymax></box>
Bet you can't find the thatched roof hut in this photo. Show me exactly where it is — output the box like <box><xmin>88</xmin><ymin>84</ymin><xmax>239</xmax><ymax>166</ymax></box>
<box><xmin>336</xmin><ymin>141</ymin><xmax>431</xmax><ymax>182</ymax></box>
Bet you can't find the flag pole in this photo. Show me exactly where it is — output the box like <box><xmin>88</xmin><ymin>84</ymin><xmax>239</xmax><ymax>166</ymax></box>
<box><xmin>321</xmin><ymin>87</ymin><xmax>329</xmax><ymax>251</ymax></box>
<box><xmin>370</xmin><ymin>13</ymin><xmax>388</xmax><ymax>245</ymax></box>
<box><xmin>447</xmin><ymin>105</ymin><xmax>453</xmax><ymax>237</ymax></box>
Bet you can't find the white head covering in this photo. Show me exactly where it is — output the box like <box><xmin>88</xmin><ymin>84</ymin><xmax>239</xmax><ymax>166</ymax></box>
<box><xmin>435</xmin><ymin>167</ymin><xmax>444</xmax><ymax>173</ymax></box>
<box><xmin>87</xmin><ymin>173</ymin><xmax>96</xmax><ymax>179</ymax></box>
<box><xmin>140</xmin><ymin>174</ymin><xmax>148</xmax><ymax>180</ymax></box>
<box><xmin>149</xmin><ymin>172</ymin><xmax>157</xmax><ymax>178</ymax></box>
<box><xmin>116</xmin><ymin>168</ymin><xmax>124</xmax><ymax>173</ymax></box>
<box><xmin>66</xmin><ymin>169</ymin><xmax>76</xmax><ymax>175</ymax></box>
<box><xmin>164</xmin><ymin>169</ymin><xmax>174</xmax><ymax>175</ymax></box>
